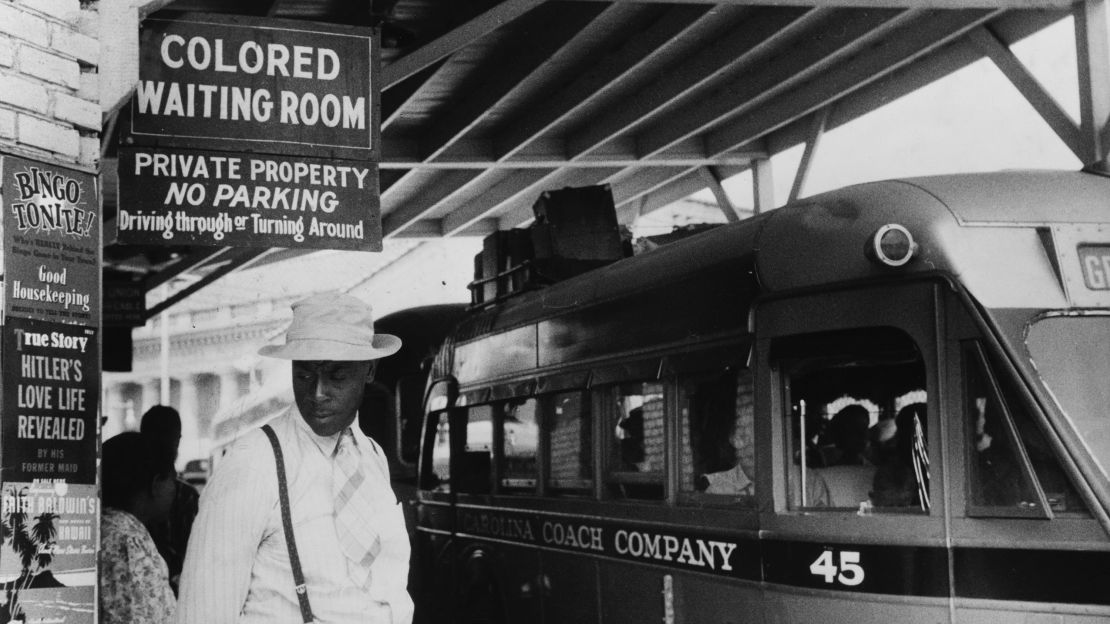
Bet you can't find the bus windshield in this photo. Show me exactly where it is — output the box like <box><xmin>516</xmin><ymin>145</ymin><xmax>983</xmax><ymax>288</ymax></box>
<box><xmin>1026</xmin><ymin>314</ymin><xmax>1110</xmax><ymax>481</ymax></box>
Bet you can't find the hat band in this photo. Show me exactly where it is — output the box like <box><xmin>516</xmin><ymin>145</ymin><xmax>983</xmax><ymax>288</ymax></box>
<box><xmin>286</xmin><ymin>328</ymin><xmax>376</xmax><ymax>344</ymax></box>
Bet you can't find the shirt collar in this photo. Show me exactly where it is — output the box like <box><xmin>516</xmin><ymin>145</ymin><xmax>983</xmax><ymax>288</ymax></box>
<box><xmin>290</xmin><ymin>406</ymin><xmax>352</xmax><ymax>457</ymax></box>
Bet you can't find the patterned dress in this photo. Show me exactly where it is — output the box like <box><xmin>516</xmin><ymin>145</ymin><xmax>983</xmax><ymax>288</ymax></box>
<box><xmin>99</xmin><ymin>508</ymin><xmax>176</xmax><ymax>624</ymax></box>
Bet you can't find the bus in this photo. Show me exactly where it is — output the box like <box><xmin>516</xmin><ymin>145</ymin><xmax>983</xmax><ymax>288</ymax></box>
<box><xmin>408</xmin><ymin>171</ymin><xmax>1110</xmax><ymax>623</ymax></box>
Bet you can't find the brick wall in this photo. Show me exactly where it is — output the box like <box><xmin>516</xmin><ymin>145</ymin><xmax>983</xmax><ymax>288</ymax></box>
<box><xmin>0</xmin><ymin>0</ymin><xmax>100</xmax><ymax>168</ymax></box>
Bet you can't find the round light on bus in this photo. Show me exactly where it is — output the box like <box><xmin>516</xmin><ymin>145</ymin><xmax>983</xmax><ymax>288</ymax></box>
<box><xmin>868</xmin><ymin>224</ymin><xmax>917</xmax><ymax>267</ymax></box>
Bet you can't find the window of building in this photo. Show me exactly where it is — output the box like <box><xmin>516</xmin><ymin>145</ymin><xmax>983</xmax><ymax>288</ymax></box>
<box><xmin>680</xmin><ymin>368</ymin><xmax>755</xmax><ymax>507</ymax></box>
<box><xmin>605</xmin><ymin>381</ymin><xmax>665</xmax><ymax>500</ymax></box>
<box><xmin>500</xmin><ymin>398</ymin><xmax>539</xmax><ymax>490</ymax></box>
<box><xmin>777</xmin><ymin>328</ymin><xmax>929</xmax><ymax>513</ymax></box>
<box><xmin>545</xmin><ymin>391</ymin><xmax>592</xmax><ymax>493</ymax></box>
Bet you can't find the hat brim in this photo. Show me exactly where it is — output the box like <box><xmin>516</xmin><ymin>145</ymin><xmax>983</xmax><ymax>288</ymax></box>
<box><xmin>258</xmin><ymin>333</ymin><xmax>402</xmax><ymax>361</ymax></box>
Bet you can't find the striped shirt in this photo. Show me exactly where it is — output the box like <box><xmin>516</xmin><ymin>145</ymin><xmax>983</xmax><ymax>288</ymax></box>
<box><xmin>176</xmin><ymin>409</ymin><xmax>413</xmax><ymax>624</ymax></box>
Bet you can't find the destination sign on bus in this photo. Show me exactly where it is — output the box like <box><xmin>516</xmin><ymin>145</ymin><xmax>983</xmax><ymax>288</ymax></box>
<box><xmin>1078</xmin><ymin>244</ymin><xmax>1110</xmax><ymax>290</ymax></box>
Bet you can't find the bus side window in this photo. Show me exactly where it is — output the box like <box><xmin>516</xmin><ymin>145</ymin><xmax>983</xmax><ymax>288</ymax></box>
<box><xmin>500</xmin><ymin>398</ymin><xmax>539</xmax><ymax>491</ymax></box>
<box><xmin>458</xmin><ymin>405</ymin><xmax>494</xmax><ymax>495</ymax></box>
<box><xmin>965</xmin><ymin>343</ymin><xmax>1087</xmax><ymax>516</ymax></box>
<box><xmin>679</xmin><ymin>368</ymin><xmax>755</xmax><ymax>507</ymax></box>
<box><xmin>776</xmin><ymin>328</ymin><xmax>929</xmax><ymax>513</ymax></box>
<box><xmin>545</xmin><ymin>391</ymin><xmax>592</xmax><ymax>494</ymax></box>
<box><xmin>426</xmin><ymin>411</ymin><xmax>451</xmax><ymax>493</ymax></box>
<box><xmin>605</xmin><ymin>381</ymin><xmax>665</xmax><ymax>500</ymax></box>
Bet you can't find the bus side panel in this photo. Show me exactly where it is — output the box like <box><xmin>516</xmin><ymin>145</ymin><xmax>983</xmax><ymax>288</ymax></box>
<box><xmin>599</xmin><ymin>562</ymin><xmax>666</xmax><ymax>622</ymax></box>
<box><xmin>955</xmin><ymin>602</ymin><xmax>1110</xmax><ymax>623</ymax></box>
<box><xmin>540</xmin><ymin>550</ymin><xmax>599</xmax><ymax>623</ymax></box>
<box><xmin>413</xmin><ymin>501</ymin><xmax>455</xmax><ymax>624</ymax></box>
<box><xmin>761</xmin><ymin>589</ymin><xmax>949</xmax><ymax>624</ymax></box>
<box><xmin>674</xmin><ymin>575</ymin><xmax>762</xmax><ymax>624</ymax></box>
<box><xmin>413</xmin><ymin>531</ymin><xmax>455</xmax><ymax>623</ymax></box>
<box><xmin>462</xmin><ymin>540</ymin><xmax>542</xmax><ymax>624</ymax></box>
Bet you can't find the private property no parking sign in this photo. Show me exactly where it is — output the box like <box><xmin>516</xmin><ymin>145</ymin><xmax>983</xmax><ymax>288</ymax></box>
<box><xmin>118</xmin><ymin>13</ymin><xmax>382</xmax><ymax>251</ymax></box>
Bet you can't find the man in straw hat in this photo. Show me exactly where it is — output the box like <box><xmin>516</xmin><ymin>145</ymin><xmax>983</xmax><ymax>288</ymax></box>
<box><xmin>177</xmin><ymin>292</ymin><xmax>413</xmax><ymax>624</ymax></box>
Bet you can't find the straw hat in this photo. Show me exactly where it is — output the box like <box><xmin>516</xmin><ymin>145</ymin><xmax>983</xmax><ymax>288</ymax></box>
<box><xmin>258</xmin><ymin>292</ymin><xmax>401</xmax><ymax>361</ymax></box>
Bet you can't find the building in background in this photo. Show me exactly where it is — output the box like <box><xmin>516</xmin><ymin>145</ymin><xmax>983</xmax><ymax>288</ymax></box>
<box><xmin>102</xmin><ymin>238</ymin><xmax>480</xmax><ymax>467</ymax></box>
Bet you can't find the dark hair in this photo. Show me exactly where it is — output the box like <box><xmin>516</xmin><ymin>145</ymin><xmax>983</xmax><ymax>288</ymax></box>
<box><xmin>102</xmin><ymin>432</ymin><xmax>176</xmax><ymax>509</ymax></box>
<box><xmin>831</xmin><ymin>404</ymin><xmax>871</xmax><ymax>454</ymax></box>
<box><xmin>140</xmin><ymin>405</ymin><xmax>182</xmax><ymax>438</ymax></box>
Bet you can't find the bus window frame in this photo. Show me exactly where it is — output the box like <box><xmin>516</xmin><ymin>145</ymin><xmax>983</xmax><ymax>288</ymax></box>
<box><xmin>943</xmin><ymin>291</ymin><xmax>1107</xmax><ymax>548</ymax></box>
<box><xmin>676</xmin><ymin>366</ymin><xmax>758</xmax><ymax>509</ymax></box>
<box><xmin>497</xmin><ymin>395</ymin><xmax>541</xmax><ymax>493</ymax></box>
<box><xmin>393</xmin><ymin>372</ymin><xmax>427</xmax><ymax>469</ymax></box>
<box><xmin>541</xmin><ymin>389</ymin><xmax>593</xmax><ymax>495</ymax></box>
<box><xmin>419</xmin><ymin>408</ymin><xmax>452</xmax><ymax>493</ymax></box>
<box><xmin>963</xmin><ymin>341</ymin><xmax>1053</xmax><ymax>519</ymax></box>
<box><xmin>599</xmin><ymin>379</ymin><xmax>669</xmax><ymax>502</ymax></box>
<box><xmin>455</xmin><ymin>403</ymin><xmax>495</xmax><ymax>496</ymax></box>
<box><xmin>755</xmin><ymin>281</ymin><xmax>947</xmax><ymax>544</ymax></box>
<box><xmin>419</xmin><ymin>377</ymin><xmax>457</xmax><ymax>495</ymax></box>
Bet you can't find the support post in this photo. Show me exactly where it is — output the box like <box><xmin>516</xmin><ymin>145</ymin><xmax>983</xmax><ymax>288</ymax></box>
<box><xmin>697</xmin><ymin>166</ymin><xmax>741</xmax><ymax>223</ymax></box>
<box><xmin>969</xmin><ymin>26</ymin><xmax>1085</xmax><ymax>161</ymax></box>
<box><xmin>752</xmin><ymin>158</ymin><xmax>775</xmax><ymax>215</ymax></box>
<box><xmin>789</xmin><ymin>107</ymin><xmax>829</xmax><ymax>204</ymax></box>
<box><xmin>1075</xmin><ymin>0</ymin><xmax>1110</xmax><ymax>163</ymax></box>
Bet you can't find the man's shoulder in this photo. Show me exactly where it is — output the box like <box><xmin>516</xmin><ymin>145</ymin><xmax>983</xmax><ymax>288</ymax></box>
<box><xmin>206</xmin><ymin>427</ymin><xmax>281</xmax><ymax>490</ymax></box>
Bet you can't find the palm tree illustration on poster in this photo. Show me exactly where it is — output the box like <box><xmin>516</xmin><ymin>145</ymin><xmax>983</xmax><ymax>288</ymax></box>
<box><xmin>0</xmin><ymin>484</ymin><xmax>96</xmax><ymax>623</ymax></box>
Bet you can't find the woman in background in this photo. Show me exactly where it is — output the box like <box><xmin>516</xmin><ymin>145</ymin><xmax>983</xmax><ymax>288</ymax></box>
<box><xmin>99</xmin><ymin>431</ymin><xmax>177</xmax><ymax>624</ymax></box>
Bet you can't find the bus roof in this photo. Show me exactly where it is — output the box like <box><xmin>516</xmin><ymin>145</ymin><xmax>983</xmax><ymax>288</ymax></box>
<box><xmin>898</xmin><ymin>170</ymin><xmax>1110</xmax><ymax>226</ymax></box>
<box><xmin>457</xmin><ymin>169</ymin><xmax>1110</xmax><ymax>348</ymax></box>
<box><xmin>758</xmin><ymin>170</ymin><xmax>1110</xmax><ymax>309</ymax></box>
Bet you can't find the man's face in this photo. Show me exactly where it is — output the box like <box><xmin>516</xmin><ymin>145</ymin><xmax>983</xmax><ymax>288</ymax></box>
<box><xmin>292</xmin><ymin>360</ymin><xmax>375</xmax><ymax>437</ymax></box>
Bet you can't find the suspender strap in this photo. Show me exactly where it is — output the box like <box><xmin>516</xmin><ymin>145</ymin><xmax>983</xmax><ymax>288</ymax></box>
<box><xmin>261</xmin><ymin>424</ymin><xmax>315</xmax><ymax>624</ymax></box>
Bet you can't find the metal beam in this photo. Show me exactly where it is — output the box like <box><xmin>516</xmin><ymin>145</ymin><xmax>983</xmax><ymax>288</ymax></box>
<box><xmin>442</xmin><ymin>168</ymin><xmax>619</xmax><ymax>235</ymax></box>
<box><xmin>493</xmin><ymin>3</ymin><xmax>726</xmax><ymax>160</ymax></box>
<box><xmin>382</xmin><ymin>60</ymin><xmax>451</xmax><ymax>130</ymax></box>
<box><xmin>636</xmin><ymin>8</ymin><xmax>913</xmax><ymax>158</ymax></box>
<box><xmin>697</xmin><ymin>166</ymin><xmax>740</xmax><ymax>222</ymax></box>
<box><xmin>420</xmin><ymin>4</ymin><xmax>612</xmax><ymax>161</ymax></box>
<box><xmin>610</xmin><ymin>164</ymin><xmax>744</xmax><ymax>213</ymax></box>
<box><xmin>1074</xmin><ymin>0</ymin><xmax>1110</xmax><ymax>163</ymax></box>
<box><xmin>142</xmin><ymin>247</ymin><xmax>232</xmax><ymax>291</ymax></box>
<box><xmin>706</xmin><ymin>9</ymin><xmax>1002</xmax><ymax>156</ymax></box>
<box><xmin>477</xmin><ymin>132</ymin><xmax>758</xmax><ymax>231</ymax></box>
<box><xmin>766</xmin><ymin>9</ymin><xmax>1068</xmax><ymax>157</ymax></box>
<box><xmin>144</xmin><ymin>248</ymin><xmax>273</xmax><ymax>320</ymax></box>
<box><xmin>382</xmin><ymin>0</ymin><xmax>548</xmax><ymax>89</ymax></box>
<box><xmin>382</xmin><ymin>170</ymin><xmax>485</xmax><ymax>236</ymax></box>
<box><xmin>969</xmin><ymin>25</ymin><xmax>1085</xmax><ymax>161</ymax></box>
<box><xmin>137</xmin><ymin>0</ymin><xmax>176</xmax><ymax>18</ymax></box>
<box><xmin>789</xmin><ymin>107</ymin><xmax>829</xmax><ymax>203</ymax></box>
<box><xmin>566</xmin><ymin>6</ymin><xmax>819</xmax><ymax>160</ymax></box>
<box><xmin>567</xmin><ymin>0</ymin><xmax>1069</xmax><ymax>7</ymax></box>
<box><xmin>618</xmin><ymin>167</ymin><xmax>745</xmax><ymax>220</ymax></box>
<box><xmin>381</xmin><ymin>136</ymin><xmax>763</xmax><ymax>169</ymax></box>
<box><xmin>611</xmin><ymin>167</ymin><xmax>701</xmax><ymax>205</ymax></box>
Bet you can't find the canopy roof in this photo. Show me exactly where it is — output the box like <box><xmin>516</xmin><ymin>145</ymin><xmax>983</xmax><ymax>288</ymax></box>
<box><xmin>102</xmin><ymin>0</ymin><xmax>1079</xmax><ymax>317</ymax></box>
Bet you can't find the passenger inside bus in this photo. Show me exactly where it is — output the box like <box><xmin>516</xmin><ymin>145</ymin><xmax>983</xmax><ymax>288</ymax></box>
<box><xmin>616</xmin><ymin>406</ymin><xmax>646</xmax><ymax>470</ymax></box>
<box><xmin>871</xmin><ymin>403</ymin><xmax>929</xmax><ymax>509</ymax></box>
<box><xmin>816</xmin><ymin>405</ymin><xmax>876</xmax><ymax>508</ymax></box>
<box><xmin>608</xmin><ymin>383</ymin><xmax>665</xmax><ymax>499</ymax></box>
<box><xmin>778</xmin><ymin>328</ymin><xmax>929</xmax><ymax>512</ymax></box>
<box><xmin>683</xmin><ymin>369</ymin><xmax>756</xmax><ymax>504</ymax></box>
